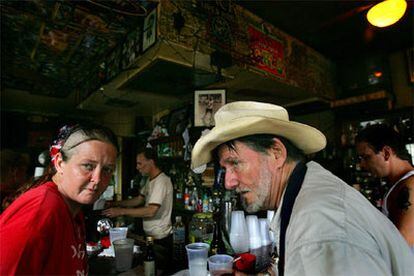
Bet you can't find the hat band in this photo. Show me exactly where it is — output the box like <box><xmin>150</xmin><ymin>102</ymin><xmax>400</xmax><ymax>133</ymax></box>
<box><xmin>216</xmin><ymin>114</ymin><xmax>289</xmax><ymax>127</ymax></box>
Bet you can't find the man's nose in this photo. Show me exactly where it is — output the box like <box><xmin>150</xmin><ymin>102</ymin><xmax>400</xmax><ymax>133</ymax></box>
<box><xmin>224</xmin><ymin>170</ymin><xmax>239</xmax><ymax>190</ymax></box>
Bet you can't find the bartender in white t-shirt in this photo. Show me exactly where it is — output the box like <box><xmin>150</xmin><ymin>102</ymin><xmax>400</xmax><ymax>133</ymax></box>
<box><xmin>103</xmin><ymin>148</ymin><xmax>173</xmax><ymax>271</ymax></box>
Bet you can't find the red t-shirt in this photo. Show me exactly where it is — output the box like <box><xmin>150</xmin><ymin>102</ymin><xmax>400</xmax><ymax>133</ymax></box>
<box><xmin>0</xmin><ymin>181</ymin><xmax>87</xmax><ymax>275</ymax></box>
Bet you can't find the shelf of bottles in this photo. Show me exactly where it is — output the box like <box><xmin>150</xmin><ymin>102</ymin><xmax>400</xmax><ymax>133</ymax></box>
<box><xmin>149</xmin><ymin>136</ymin><xmax>184</xmax><ymax>159</ymax></box>
<box><xmin>168</xmin><ymin>163</ymin><xmax>234</xmax><ymax>213</ymax></box>
<box><xmin>170</xmin><ymin>165</ymin><xmax>238</xmax><ymax>268</ymax></box>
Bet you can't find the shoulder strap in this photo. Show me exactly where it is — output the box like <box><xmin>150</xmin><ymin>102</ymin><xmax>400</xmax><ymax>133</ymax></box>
<box><xmin>383</xmin><ymin>170</ymin><xmax>414</xmax><ymax>215</ymax></box>
<box><xmin>278</xmin><ymin>162</ymin><xmax>307</xmax><ymax>276</ymax></box>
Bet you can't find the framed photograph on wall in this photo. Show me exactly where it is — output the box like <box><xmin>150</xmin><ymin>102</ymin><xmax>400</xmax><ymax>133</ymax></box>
<box><xmin>194</xmin><ymin>89</ymin><xmax>226</xmax><ymax>127</ymax></box>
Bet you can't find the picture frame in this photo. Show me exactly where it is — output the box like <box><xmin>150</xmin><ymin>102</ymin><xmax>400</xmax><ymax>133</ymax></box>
<box><xmin>194</xmin><ymin>89</ymin><xmax>226</xmax><ymax>127</ymax></box>
<box><xmin>142</xmin><ymin>8</ymin><xmax>157</xmax><ymax>52</ymax></box>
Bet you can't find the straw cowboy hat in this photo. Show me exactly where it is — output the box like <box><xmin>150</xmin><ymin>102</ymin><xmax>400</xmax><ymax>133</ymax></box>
<box><xmin>191</xmin><ymin>101</ymin><xmax>326</xmax><ymax>169</ymax></box>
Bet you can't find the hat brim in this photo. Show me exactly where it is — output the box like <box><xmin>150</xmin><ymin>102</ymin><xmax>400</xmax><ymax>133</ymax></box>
<box><xmin>191</xmin><ymin>116</ymin><xmax>326</xmax><ymax>169</ymax></box>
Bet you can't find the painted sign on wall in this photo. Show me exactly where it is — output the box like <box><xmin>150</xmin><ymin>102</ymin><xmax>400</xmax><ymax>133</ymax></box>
<box><xmin>248</xmin><ymin>26</ymin><xmax>285</xmax><ymax>79</ymax></box>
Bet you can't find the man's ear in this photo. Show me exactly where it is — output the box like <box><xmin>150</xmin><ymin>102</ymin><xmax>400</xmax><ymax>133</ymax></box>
<box><xmin>270</xmin><ymin>138</ymin><xmax>287</xmax><ymax>168</ymax></box>
<box><xmin>382</xmin><ymin>146</ymin><xmax>394</xmax><ymax>161</ymax></box>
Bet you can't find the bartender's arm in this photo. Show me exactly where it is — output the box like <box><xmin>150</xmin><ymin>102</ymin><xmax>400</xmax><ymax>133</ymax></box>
<box><xmin>395</xmin><ymin>178</ymin><xmax>414</xmax><ymax>247</ymax></box>
<box><xmin>106</xmin><ymin>194</ymin><xmax>145</xmax><ymax>208</ymax></box>
<box><xmin>112</xmin><ymin>204</ymin><xmax>160</xmax><ymax>218</ymax></box>
<box><xmin>103</xmin><ymin>200</ymin><xmax>160</xmax><ymax>218</ymax></box>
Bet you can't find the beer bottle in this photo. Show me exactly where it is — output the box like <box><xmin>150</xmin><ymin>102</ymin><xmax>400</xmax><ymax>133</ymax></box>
<box><xmin>144</xmin><ymin>236</ymin><xmax>156</xmax><ymax>276</ymax></box>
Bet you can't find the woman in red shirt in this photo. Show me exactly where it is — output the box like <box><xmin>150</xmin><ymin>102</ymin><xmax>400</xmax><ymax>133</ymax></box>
<box><xmin>0</xmin><ymin>124</ymin><xmax>118</xmax><ymax>275</ymax></box>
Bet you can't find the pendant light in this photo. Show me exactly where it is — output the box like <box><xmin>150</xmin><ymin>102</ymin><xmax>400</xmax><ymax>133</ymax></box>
<box><xmin>367</xmin><ymin>0</ymin><xmax>407</xmax><ymax>27</ymax></box>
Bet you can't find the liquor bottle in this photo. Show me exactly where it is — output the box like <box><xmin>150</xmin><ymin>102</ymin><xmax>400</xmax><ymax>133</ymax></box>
<box><xmin>202</xmin><ymin>192</ymin><xmax>210</xmax><ymax>213</ymax></box>
<box><xmin>173</xmin><ymin>216</ymin><xmax>186</xmax><ymax>267</ymax></box>
<box><xmin>184</xmin><ymin>187</ymin><xmax>190</xmax><ymax>210</ymax></box>
<box><xmin>144</xmin><ymin>236</ymin><xmax>156</xmax><ymax>276</ymax></box>
<box><xmin>209</xmin><ymin>212</ymin><xmax>226</xmax><ymax>255</ymax></box>
<box><xmin>190</xmin><ymin>187</ymin><xmax>198</xmax><ymax>211</ymax></box>
<box><xmin>197</xmin><ymin>198</ymin><xmax>203</xmax><ymax>213</ymax></box>
<box><xmin>175</xmin><ymin>187</ymin><xmax>183</xmax><ymax>207</ymax></box>
<box><xmin>209</xmin><ymin>166</ymin><xmax>226</xmax><ymax>255</ymax></box>
<box><xmin>211</xmin><ymin>167</ymin><xmax>225</xmax><ymax>213</ymax></box>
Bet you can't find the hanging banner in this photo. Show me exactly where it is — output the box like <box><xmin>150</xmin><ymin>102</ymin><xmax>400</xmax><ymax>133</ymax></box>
<box><xmin>248</xmin><ymin>26</ymin><xmax>286</xmax><ymax>79</ymax></box>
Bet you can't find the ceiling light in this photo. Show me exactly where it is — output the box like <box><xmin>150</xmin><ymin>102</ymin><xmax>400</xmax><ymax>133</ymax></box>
<box><xmin>374</xmin><ymin>71</ymin><xmax>383</xmax><ymax>78</ymax></box>
<box><xmin>367</xmin><ymin>0</ymin><xmax>407</xmax><ymax>27</ymax></box>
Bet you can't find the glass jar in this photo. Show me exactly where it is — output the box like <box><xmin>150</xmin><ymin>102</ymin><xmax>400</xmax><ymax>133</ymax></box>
<box><xmin>203</xmin><ymin>212</ymin><xmax>214</xmax><ymax>244</ymax></box>
<box><xmin>189</xmin><ymin>213</ymin><xmax>214</xmax><ymax>244</ymax></box>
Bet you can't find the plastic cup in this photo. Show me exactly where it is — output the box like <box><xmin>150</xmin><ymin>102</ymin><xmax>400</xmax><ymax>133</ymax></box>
<box><xmin>113</xmin><ymin>238</ymin><xmax>134</xmax><ymax>272</ymax></box>
<box><xmin>246</xmin><ymin>215</ymin><xmax>261</xmax><ymax>249</ymax></box>
<box><xmin>229</xmin><ymin>233</ymin><xmax>249</xmax><ymax>254</ymax></box>
<box><xmin>230</xmin><ymin>211</ymin><xmax>249</xmax><ymax>253</ymax></box>
<box><xmin>230</xmin><ymin>211</ymin><xmax>247</xmax><ymax>233</ymax></box>
<box><xmin>258</xmin><ymin>218</ymin><xmax>271</xmax><ymax>246</ymax></box>
<box><xmin>266</xmin><ymin>210</ymin><xmax>276</xmax><ymax>245</ymax></box>
<box><xmin>109</xmin><ymin>227</ymin><xmax>128</xmax><ymax>245</ymax></box>
<box><xmin>208</xmin><ymin>254</ymin><xmax>233</xmax><ymax>276</ymax></box>
<box><xmin>185</xmin><ymin>242</ymin><xmax>210</xmax><ymax>276</ymax></box>
<box><xmin>266</xmin><ymin>210</ymin><xmax>275</xmax><ymax>224</ymax></box>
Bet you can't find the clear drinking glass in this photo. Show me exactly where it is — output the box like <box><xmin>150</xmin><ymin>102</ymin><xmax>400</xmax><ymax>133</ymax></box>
<box><xmin>113</xmin><ymin>238</ymin><xmax>134</xmax><ymax>272</ymax></box>
<box><xmin>109</xmin><ymin>227</ymin><xmax>128</xmax><ymax>245</ymax></box>
<box><xmin>185</xmin><ymin>242</ymin><xmax>209</xmax><ymax>276</ymax></box>
<box><xmin>208</xmin><ymin>254</ymin><xmax>234</xmax><ymax>276</ymax></box>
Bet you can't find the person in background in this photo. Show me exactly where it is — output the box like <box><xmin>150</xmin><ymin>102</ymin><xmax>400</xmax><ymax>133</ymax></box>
<box><xmin>202</xmin><ymin>95</ymin><xmax>215</xmax><ymax>126</ymax></box>
<box><xmin>0</xmin><ymin>149</ymin><xmax>30</xmax><ymax>212</ymax></box>
<box><xmin>191</xmin><ymin>101</ymin><xmax>413</xmax><ymax>276</ymax></box>
<box><xmin>0</xmin><ymin>124</ymin><xmax>118</xmax><ymax>275</ymax></box>
<box><xmin>355</xmin><ymin>124</ymin><xmax>414</xmax><ymax>251</ymax></box>
<box><xmin>103</xmin><ymin>147</ymin><xmax>173</xmax><ymax>274</ymax></box>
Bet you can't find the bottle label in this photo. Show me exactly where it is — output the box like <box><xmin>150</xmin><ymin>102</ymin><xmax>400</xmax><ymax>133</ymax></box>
<box><xmin>144</xmin><ymin>261</ymin><xmax>155</xmax><ymax>276</ymax></box>
<box><xmin>173</xmin><ymin>227</ymin><xmax>185</xmax><ymax>242</ymax></box>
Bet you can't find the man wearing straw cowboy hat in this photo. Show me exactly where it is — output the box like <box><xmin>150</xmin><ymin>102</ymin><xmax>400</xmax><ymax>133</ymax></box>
<box><xmin>191</xmin><ymin>101</ymin><xmax>413</xmax><ymax>276</ymax></box>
